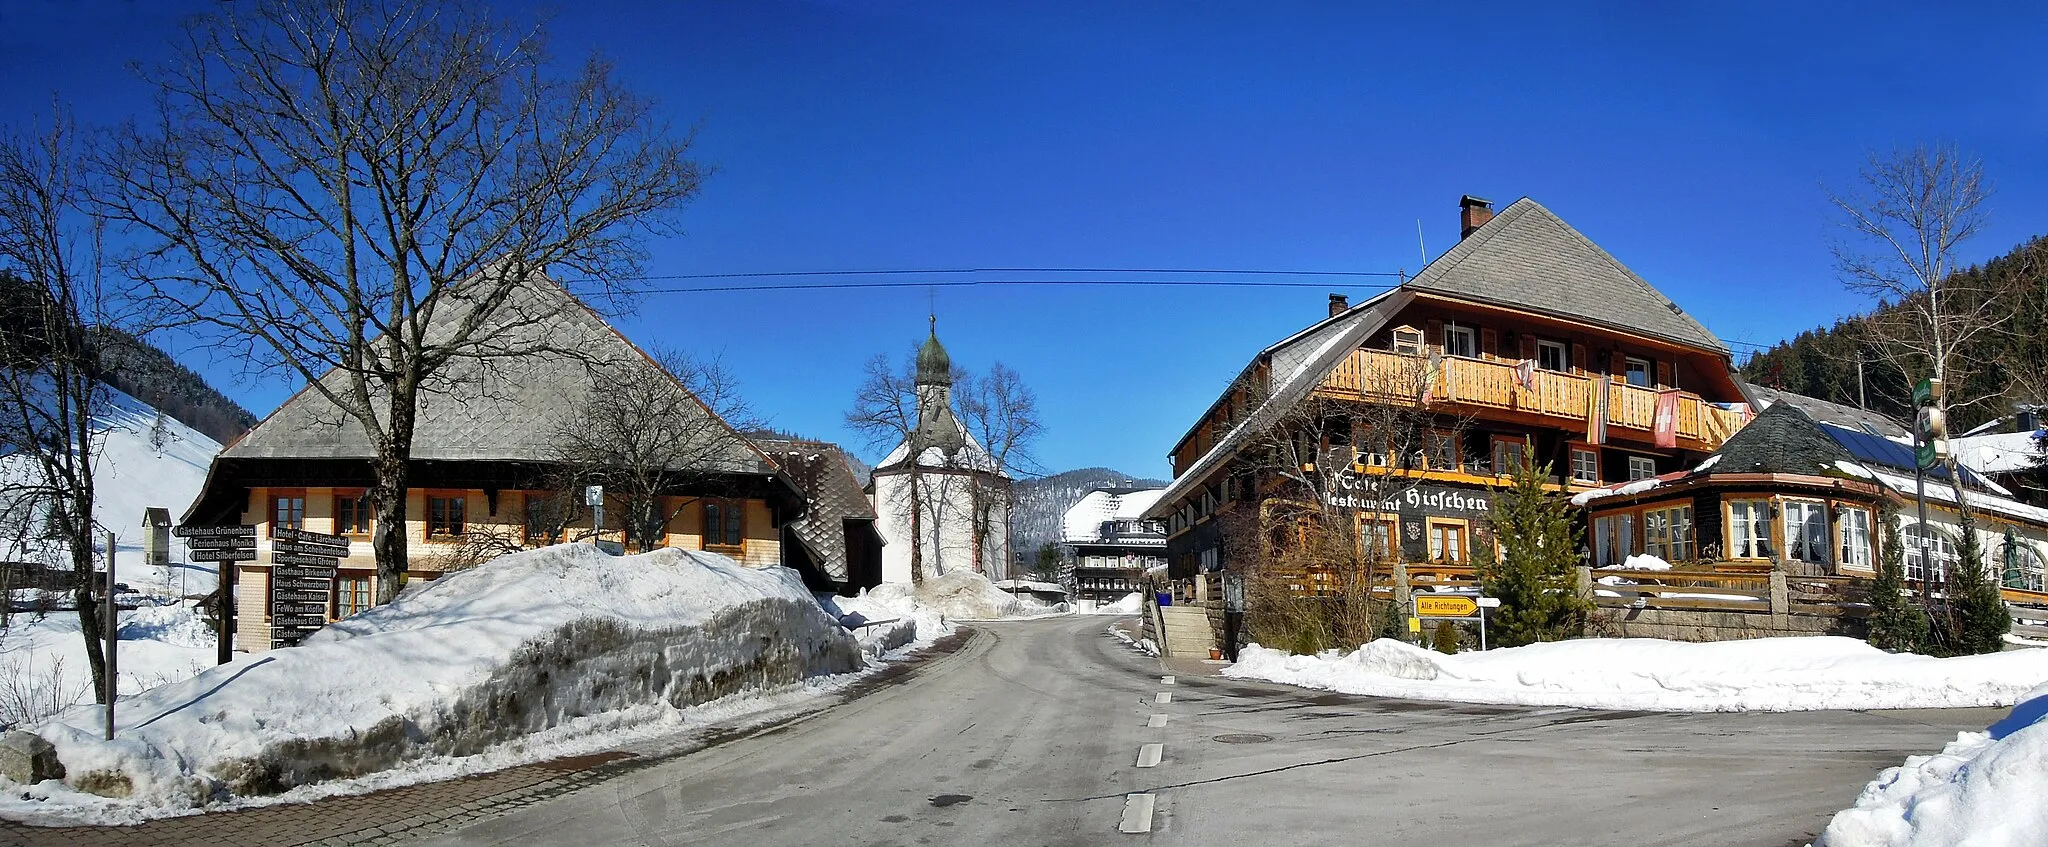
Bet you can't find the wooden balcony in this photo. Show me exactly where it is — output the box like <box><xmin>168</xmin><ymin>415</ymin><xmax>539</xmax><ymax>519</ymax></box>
<box><xmin>1317</xmin><ymin>349</ymin><xmax>1748</xmax><ymax>451</ymax></box>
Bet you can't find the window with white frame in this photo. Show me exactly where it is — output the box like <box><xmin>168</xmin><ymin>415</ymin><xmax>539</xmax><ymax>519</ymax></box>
<box><xmin>1839</xmin><ymin>507</ymin><xmax>1874</xmax><ymax>570</ymax></box>
<box><xmin>1902</xmin><ymin>524</ymin><xmax>1958</xmax><ymax>583</ymax></box>
<box><xmin>1392</xmin><ymin>326</ymin><xmax>1423</xmax><ymax>355</ymax></box>
<box><xmin>1728</xmin><ymin>499</ymin><xmax>1775</xmax><ymax>559</ymax></box>
<box><xmin>1783</xmin><ymin>500</ymin><xmax>1829</xmax><ymax>565</ymax></box>
<box><xmin>1444</xmin><ymin>325</ymin><xmax>1478</xmax><ymax>359</ymax></box>
<box><xmin>1570</xmin><ymin>448</ymin><xmax>1599</xmax><ymax>484</ymax></box>
<box><xmin>1625</xmin><ymin>356</ymin><xmax>1652</xmax><ymax>387</ymax></box>
<box><xmin>2006</xmin><ymin>541</ymin><xmax>2046</xmax><ymax>592</ymax></box>
<box><xmin>1643</xmin><ymin>505</ymin><xmax>1694</xmax><ymax>563</ymax></box>
<box><xmin>1537</xmin><ymin>339</ymin><xmax>1567</xmax><ymax>372</ymax></box>
<box><xmin>1627</xmin><ymin>455</ymin><xmax>1657</xmax><ymax>481</ymax></box>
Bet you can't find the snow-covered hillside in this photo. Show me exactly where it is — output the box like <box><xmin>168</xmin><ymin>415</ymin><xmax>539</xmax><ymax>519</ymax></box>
<box><xmin>1011</xmin><ymin>467</ymin><xmax>1167</xmax><ymax>554</ymax></box>
<box><xmin>1</xmin><ymin>385</ymin><xmax>223</xmax><ymax>595</ymax></box>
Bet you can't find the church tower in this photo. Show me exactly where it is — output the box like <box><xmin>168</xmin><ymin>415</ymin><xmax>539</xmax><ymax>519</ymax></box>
<box><xmin>870</xmin><ymin>319</ymin><xmax>1012</xmax><ymax>583</ymax></box>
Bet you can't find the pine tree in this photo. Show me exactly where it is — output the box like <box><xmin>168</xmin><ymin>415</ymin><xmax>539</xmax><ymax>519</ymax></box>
<box><xmin>149</xmin><ymin>408</ymin><xmax>170</xmax><ymax>453</ymax></box>
<box><xmin>1432</xmin><ymin>619</ymin><xmax>1460</xmax><ymax>655</ymax></box>
<box><xmin>1866</xmin><ymin>503</ymin><xmax>1928</xmax><ymax>653</ymax></box>
<box><xmin>1938</xmin><ymin>508</ymin><xmax>2010</xmax><ymax>655</ymax></box>
<box><xmin>1478</xmin><ymin>458</ymin><xmax>1590</xmax><ymax>647</ymax></box>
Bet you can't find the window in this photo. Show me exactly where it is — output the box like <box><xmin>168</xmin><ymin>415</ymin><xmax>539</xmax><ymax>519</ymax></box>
<box><xmin>1199</xmin><ymin>547</ymin><xmax>1220</xmax><ymax>572</ymax></box>
<box><xmin>1728</xmin><ymin>500</ymin><xmax>1775</xmax><ymax>559</ymax></box>
<box><xmin>426</xmin><ymin>493</ymin><xmax>466</xmax><ymax>539</ymax></box>
<box><xmin>1492</xmin><ymin>436</ymin><xmax>1527</xmax><ymax>476</ymax></box>
<box><xmin>1643</xmin><ymin>505</ymin><xmax>1694</xmax><ymax>563</ymax></box>
<box><xmin>1627</xmin><ymin>456</ymin><xmax>1657</xmax><ymax>481</ymax></box>
<box><xmin>1902</xmin><ymin>524</ymin><xmax>1957</xmax><ymax>583</ymax></box>
<box><xmin>334</xmin><ymin>492</ymin><xmax>372</xmax><ymax>537</ymax></box>
<box><xmin>1428</xmin><ymin>521</ymin><xmax>1467</xmax><ymax>564</ymax></box>
<box><xmin>1425</xmin><ymin>431</ymin><xmax>1458</xmax><ymax>470</ymax></box>
<box><xmin>704</xmin><ymin>500</ymin><xmax>744</xmax><ymax>549</ymax></box>
<box><xmin>1537</xmin><ymin>339</ymin><xmax>1568</xmax><ymax>372</ymax></box>
<box><xmin>1360</xmin><ymin>517</ymin><xmax>1395</xmax><ymax>562</ymax></box>
<box><xmin>1625</xmin><ymin>356</ymin><xmax>1653</xmax><ymax>387</ymax></box>
<box><xmin>524</xmin><ymin>494</ymin><xmax>564</xmax><ymax>545</ymax></box>
<box><xmin>2006</xmin><ymin>542</ymin><xmax>2045</xmax><ymax>592</ymax></box>
<box><xmin>1570</xmin><ymin>448</ymin><xmax>1600</xmax><ymax>484</ymax></box>
<box><xmin>271</xmin><ymin>492</ymin><xmax>306</xmax><ymax>533</ymax></box>
<box><xmin>1444</xmin><ymin>325</ymin><xmax>1478</xmax><ymax>359</ymax></box>
<box><xmin>1617</xmin><ymin>513</ymin><xmax>1636</xmax><ymax>561</ymax></box>
<box><xmin>1594</xmin><ymin>515</ymin><xmax>1615</xmax><ymax>567</ymax></box>
<box><xmin>1392</xmin><ymin>326</ymin><xmax>1423</xmax><ymax>355</ymax></box>
<box><xmin>1783</xmin><ymin>501</ymin><xmax>1829</xmax><ymax>565</ymax></box>
<box><xmin>332</xmin><ymin>573</ymin><xmax>372</xmax><ymax>619</ymax></box>
<box><xmin>1839</xmin><ymin>507</ymin><xmax>1873</xmax><ymax>570</ymax></box>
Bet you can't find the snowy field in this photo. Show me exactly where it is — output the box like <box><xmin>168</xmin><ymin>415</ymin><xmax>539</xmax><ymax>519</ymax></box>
<box><xmin>1818</xmin><ymin>685</ymin><xmax>2048</xmax><ymax>847</ymax></box>
<box><xmin>1224</xmin><ymin>637</ymin><xmax>2048</xmax><ymax>712</ymax></box>
<box><xmin>0</xmin><ymin>602</ymin><xmax>217</xmax><ymax>727</ymax></box>
<box><xmin>1</xmin><ymin>545</ymin><xmax>867</xmax><ymax>825</ymax></box>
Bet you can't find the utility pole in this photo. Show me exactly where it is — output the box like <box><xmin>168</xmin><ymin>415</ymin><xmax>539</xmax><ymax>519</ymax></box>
<box><xmin>103</xmin><ymin>530</ymin><xmax>117</xmax><ymax>740</ymax></box>
<box><xmin>1856</xmin><ymin>359</ymin><xmax>1867</xmax><ymax>410</ymax></box>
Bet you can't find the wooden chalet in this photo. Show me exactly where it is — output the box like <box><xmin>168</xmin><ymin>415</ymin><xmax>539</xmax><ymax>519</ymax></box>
<box><xmin>183</xmin><ymin>273</ymin><xmax>806</xmax><ymax>653</ymax></box>
<box><xmin>1144</xmin><ymin>195</ymin><xmax>1752</xmax><ymax>590</ymax></box>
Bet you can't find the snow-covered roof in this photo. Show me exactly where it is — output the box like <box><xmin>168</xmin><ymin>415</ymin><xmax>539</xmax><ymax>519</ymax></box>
<box><xmin>1861</xmin><ymin>467</ymin><xmax>2048</xmax><ymax>527</ymax></box>
<box><xmin>1570</xmin><ymin>471</ymin><xmax>1686</xmax><ymax>506</ymax></box>
<box><xmin>1951</xmin><ymin>430</ymin><xmax>2046</xmax><ymax>476</ymax></box>
<box><xmin>877</xmin><ymin>434</ymin><xmax>1003</xmax><ymax>475</ymax></box>
<box><xmin>1062</xmin><ymin>488</ymin><xmax>1166</xmax><ymax>542</ymax></box>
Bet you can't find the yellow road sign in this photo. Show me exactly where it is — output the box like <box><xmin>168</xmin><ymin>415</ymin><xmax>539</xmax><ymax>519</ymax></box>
<box><xmin>1415</xmin><ymin>595</ymin><xmax>1479</xmax><ymax>617</ymax></box>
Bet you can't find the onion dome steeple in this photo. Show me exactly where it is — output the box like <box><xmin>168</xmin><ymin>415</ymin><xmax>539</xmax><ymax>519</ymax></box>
<box><xmin>916</xmin><ymin>315</ymin><xmax>952</xmax><ymax>386</ymax></box>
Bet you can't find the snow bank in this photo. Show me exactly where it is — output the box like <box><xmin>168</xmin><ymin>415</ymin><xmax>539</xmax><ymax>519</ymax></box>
<box><xmin>857</xmin><ymin>571</ymin><xmax>1058</xmax><ymax>622</ymax></box>
<box><xmin>1224</xmin><ymin>637</ymin><xmax>2048</xmax><ymax>712</ymax></box>
<box><xmin>1818</xmin><ymin>683</ymin><xmax>2048</xmax><ymax>846</ymax></box>
<box><xmin>19</xmin><ymin>545</ymin><xmax>859</xmax><ymax>813</ymax></box>
<box><xmin>0</xmin><ymin>602</ymin><xmax>217</xmax><ymax>728</ymax></box>
<box><xmin>1097</xmin><ymin>592</ymin><xmax>1144</xmax><ymax>615</ymax></box>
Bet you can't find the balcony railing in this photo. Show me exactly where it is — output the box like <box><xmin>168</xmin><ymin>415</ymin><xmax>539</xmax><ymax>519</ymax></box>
<box><xmin>1318</xmin><ymin>349</ymin><xmax>1748</xmax><ymax>449</ymax></box>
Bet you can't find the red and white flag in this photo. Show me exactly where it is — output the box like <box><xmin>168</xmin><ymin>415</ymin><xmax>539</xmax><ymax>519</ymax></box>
<box><xmin>1654</xmin><ymin>389</ymin><xmax>1681</xmax><ymax>449</ymax></box>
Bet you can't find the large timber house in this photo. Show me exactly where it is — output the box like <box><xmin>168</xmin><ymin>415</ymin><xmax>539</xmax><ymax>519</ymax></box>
<box><xmin>1144</xmin><ymin>195</ymin><xmax>1753</xmax><ymax>593</ymax></box>
<box><xmin>183</xmin><ymin>273</ymin><xmax>816</xmax><ymax>653</ymax></box>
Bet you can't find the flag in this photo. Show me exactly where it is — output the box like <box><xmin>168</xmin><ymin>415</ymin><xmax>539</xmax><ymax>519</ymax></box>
<box><xmin>1513</xmin><ymin>359</ymin><xmax>1536</xmax><ymax>392</ymax></box>
<box><xmin>1653</xmin><ymin>389</ymin><xmax>1681</xmax><ymax>449</ymax></box>
<box><xmin>1587</xmin><ymin>378</ymin><xmax>1609</xmax><ymax>445</ymax></box>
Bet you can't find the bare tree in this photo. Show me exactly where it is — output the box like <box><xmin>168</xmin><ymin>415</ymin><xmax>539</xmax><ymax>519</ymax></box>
<box><xmin>0</xmin><ymin>112</ymin><xmax>114</xmax><ymax>702</ymax></box>
<box><xmin>551</xmin><ymin>349</ymin><xmax>762</xmax><ymax>553</ymax></box>
<box><xmin>956</xmin><ymin>362</ymin><xmax>1043</xmax><ymax>576</ymax></box>
<box><xmin>846</xmin><ymin>351</ymin><xmax>933</xmax><ymax>581</ymax></box>
<box><xmin>1830</xmin><ymin>145</ymin><xmax>2001</xmax><ymax>420</ymax></box>
<box><xmin>103</xmin><ymin>0</ymin><xmax>705</xmax><ymax>601</ymax></box>
<box><xmin>1229</xmin><ymin>351</ymin><xmax>1472</xmax><ymax>651</ymax></box>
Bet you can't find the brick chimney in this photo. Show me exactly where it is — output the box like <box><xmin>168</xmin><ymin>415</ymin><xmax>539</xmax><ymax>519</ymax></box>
<box><xmin>1460</xmin><ymin>195</ymin><xmax>1494</xmax><ymax>239</ymax></box>
<box><xmin>1328</xmin><ymin>293</ymin><xmax>1349</xmax><ymax>317</ymax></box>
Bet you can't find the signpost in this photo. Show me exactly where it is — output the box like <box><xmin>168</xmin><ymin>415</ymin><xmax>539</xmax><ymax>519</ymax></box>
<box><xmin>268</xmin><ymin>527</ymin><xmax>347</xmax><ymax>648</ymax></box>
<box><xmin>1912</xmin><ymin>378</ymin><xmax>1944</xmax><ymax>600</ymax></box>
<box><xmin>585</xmin><ymin>485</ymin><xmax>605</xmax><ymax>545</ymax></box>
<box><xmin>103</xmin><ymin>531</ymin><xmax>117</xmax><ymax>740</ymax></box>
<box><xmin>175</xmin><ymin>523</ymin><xmax>257</xmax><ymax>665</ymax></box>
<box><xmin>1413</xmin><ymin>591</ymin><xmax>1499</xmax><ymax>651</ymax></box>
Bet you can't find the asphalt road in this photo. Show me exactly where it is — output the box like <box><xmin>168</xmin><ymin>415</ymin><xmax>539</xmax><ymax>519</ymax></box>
<box><xmin>411</xmin><ymin>615</ymin><xmax>1998</xmax><ymax>847</ymax></box>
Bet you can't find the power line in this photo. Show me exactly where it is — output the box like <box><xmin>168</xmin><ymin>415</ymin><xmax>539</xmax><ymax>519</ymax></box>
<box><xmin>619</xmin><ymin>278</ymin><xmax>1404</xmax><ymax>295</ymax></box>
<box><xmin>600</xmin><ymin>266</ymin><xmax>1406</xmax><ymax>282</ymax></box>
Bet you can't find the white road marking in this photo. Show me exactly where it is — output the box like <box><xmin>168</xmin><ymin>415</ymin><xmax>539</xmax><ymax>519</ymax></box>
<box><xmin>1119</xmin><ymin>793</ymin><xmax>1157</xmax><ymax>833</ymax></box>
<box><xmin>1136</xmin><ymin>742</ymin><xmax>1164</xmax><ymax>768</ymax></box>
<box><xmin>1155</xmin><ymin>691</ymin><xmax>1172</xmax><ymax>704</ymax></box>
<box><xmin>1148</xmin><ymin>713</ymin><xmax>1168</xmax><ymax>728</ymax></box>
<box><xmin>1162</xmin><ymin>675</ymin><xmax>1176</xmax><ymax>685</ymax></box>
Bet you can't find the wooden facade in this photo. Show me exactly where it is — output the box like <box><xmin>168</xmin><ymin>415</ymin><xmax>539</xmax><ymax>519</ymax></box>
<box><xmin>1149</xmin><ymin>196</ymin><xmax>1749</xmax><ymax>590</ymax></box>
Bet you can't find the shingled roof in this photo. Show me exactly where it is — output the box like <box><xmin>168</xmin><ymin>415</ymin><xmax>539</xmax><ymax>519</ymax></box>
<box><xmin>221</xmin><ymin>272</ymin><xmax>774</xmax><ymax>476</ymax></box>
<box><xmin>754</xmin><ymin>438</ymin><xmax>877</xmax><ymax>583</ymax></box>
<box><xmin>1706</xmin><ymin>401</ymin><xmax>1853</xmax><ymax>476</ymax></box>
<box><xmin>1405</xmin><ymin>198</ymin><xmax>1727</xmax><ymax>355</ymax></box>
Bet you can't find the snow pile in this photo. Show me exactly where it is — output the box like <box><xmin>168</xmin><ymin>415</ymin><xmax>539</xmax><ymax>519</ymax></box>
<box><xmin>0</xmin><ymin>602</ymin><xmax>217</xmax><ymax>728</ymax></box>
<box><xmin>1818</xmin><ymin>684</ymin><xmax>2048</xmax><ymax>846</ymax></box>
<box><xmin>1616</xmin><ymin>554</ymin><xmax>1674</xmax><ymax>571</ymax></box>
<box><xmin>1098</xmin><ymin>592</ymin><xmax>1144</xmax><ymax>615</ymax></box>
<box><xmin>1224</xmin><ymin>636</ymin><xmax>2048</xmax><ymax>712</ymax></box>
<box><xmin>17</xmin><ymin>545</ymin><xmax>859</xmax><ymax>813</ymax></box>
<box><xmin>857</xmin><ymin>571</ymin><xmax>1058</xmax><ymax>622</ymax></box>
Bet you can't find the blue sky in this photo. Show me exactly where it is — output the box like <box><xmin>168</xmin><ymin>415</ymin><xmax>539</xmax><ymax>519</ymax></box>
<box><xmin>4</xmin><ymin>1</ymin><xmax>2046</xmax><ymax>478</ymax></box>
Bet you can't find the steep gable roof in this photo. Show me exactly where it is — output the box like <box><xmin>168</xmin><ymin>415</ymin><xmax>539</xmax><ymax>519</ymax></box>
<box><xmin>1405</xmin><ymin>198</ymin><xmax>1726</xmax><ymax>355</ymax></box>
<box><xmin>221</xmin><ymin>273</ymin><xmax>774</xmax><ymax>476</ymax></box>
<box><xmin>755</xmin><ymin>438</ymin><xmax>876</xmax><ymax>582</ymax></box>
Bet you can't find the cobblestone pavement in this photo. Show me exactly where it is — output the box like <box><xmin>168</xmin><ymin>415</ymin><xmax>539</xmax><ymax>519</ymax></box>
<box><xmin>0</xmin><ymin>630</ymin><xmax>976</xmax><ymax>847</ymax></box>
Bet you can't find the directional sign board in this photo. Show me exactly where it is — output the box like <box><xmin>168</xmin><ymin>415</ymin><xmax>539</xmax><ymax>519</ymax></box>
<box><xmin>175</xmin><ymin>525</ymin><xmax>258</xmax><ymax>561</ymax></box>
<box><xmin>1414</xmin><ymin>595</ymin><xmax>1480</xmax><ymax>618</ymax></box>
<box><xmin>268</xmin><ymin>527</ymin><xmax>345</xmax><ymax>649</ymax></box>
